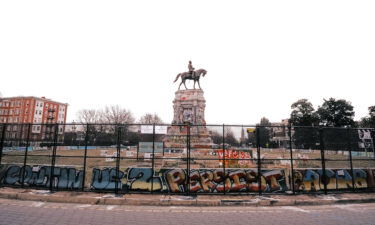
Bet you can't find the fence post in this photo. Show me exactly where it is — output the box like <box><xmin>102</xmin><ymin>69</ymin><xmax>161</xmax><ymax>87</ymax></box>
<box><xmin>115</xmin><ymin>124</ymin><xmax>122</xmax><ymax>195</ymax></box>
<box><xmin>0</xmin><ymin>124</ymin><xmax>7</xmax><ymax>166</ymax></box>
<box><xmin>21</xmin><ymin>123</ymin><xmax>31</xmax><ymax>188</ymax></box>
<box><xmin>186</xmin><ymin>124</ymin><xmax>190</xmax><ymax>195</ymax></box>
<box><xmin>222</xmin><ymin>124</ymin><xmax>226</xmax><ymax>195</ymax></box>
<box><xmin>49</xmin><ymin>123</ymin><xmax>59</xmax><ymax>192</ymax></box>
<box><xmin>122</xmin><ymin>124</ymin><xmax>128</xmax><ymax>193</ymax></box>
<box><xmin>319</xmin><ymin>127</ymin><xmax>327</xmax><ymax>195</ymax></box>
<box><xmin>163</xmin><ymin>141</ymin><xmax>165</xmax><ymax>157</ymax></box>
<box><xmin>18</xmin><ymin>124</ymin><xmax>24</xmax><ymax>150</ymax></box>
<box><xmin>136</xmin><ymin>143</ymin><xmax>139</xmax><ymax>161</ymax></box>
<box><xmin>288</xmin><ymin>125</ymin><xmax>295</xmax><ymax>194</ymax></box>
<box><xmin>256</xmin><ymin>126</ymin><xmax>262</xmax><ymax>195</ymax></box>
<box><xmin>347</xmin><ymin>128</ymin><xmax>355</xmax><ymax>192</ymax></box>
<box><xmin>151</xmin><ymin>123</ymin><xmax>155</xmax><ymax>194</ymax></box>
<box><xmin>81</xmin><ymin>123</ymin><xmax>89</xmax><ymax>192</ymax></box>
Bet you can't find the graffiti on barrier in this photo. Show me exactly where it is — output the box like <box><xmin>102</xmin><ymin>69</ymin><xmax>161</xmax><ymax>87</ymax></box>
<box><xmin>293</xmin><ymin>169</ymin><xmax>375</xmax><ymax>192</ymax></box>
<box><xmin>90</xmin><ymin>168</ymin><xmax>287</xmax><ymax>193</ymax></box>
<box><xmin>0</xmin><ymin>165</ymin><xmax>83</xmax><ymax>189</ymax></box>
<box><xmin>91</xmin><ymin>168</ymin><xmax>124</xmax><ymax>190</ymax></box>
<box><xmin>2</xmin><ymin>164</ymin><xmax>375</xmax><ymax>193</ymax></box>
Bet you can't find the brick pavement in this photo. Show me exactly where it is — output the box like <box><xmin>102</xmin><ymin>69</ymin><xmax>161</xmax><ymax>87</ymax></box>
<box><xmin>1</xmin><ymin>198</ymin><xmax>375</xmax><ymax>225</ymax></box>
<box><xmin>1</xmin><ymin>187</ymin><xmax>375</xmax><ymax>206</ymax></box>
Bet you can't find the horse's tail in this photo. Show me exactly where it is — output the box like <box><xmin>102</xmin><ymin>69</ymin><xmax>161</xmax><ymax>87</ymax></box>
<box><xmin>174</xmin><ymin>73</ymin><xmax>181</xmax><ymax>83</ymax></box>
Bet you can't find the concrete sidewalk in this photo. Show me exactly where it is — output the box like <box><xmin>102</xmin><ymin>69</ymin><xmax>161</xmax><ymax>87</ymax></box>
<box><xmin>1</xmin><ymin>187</ymin><xmax>375</xmax><ymax>206</ymax></box>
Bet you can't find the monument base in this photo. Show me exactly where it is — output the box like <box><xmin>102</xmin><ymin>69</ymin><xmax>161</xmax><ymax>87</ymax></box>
<box><xmin>163</xmin><ymin>89</ymin><xmax>213</xmax><ymax>149</ymax></box>
<box><xmin>163</xmin><ymin>125</ymin><xmax>213</xmax><ymax>149</ymax></box>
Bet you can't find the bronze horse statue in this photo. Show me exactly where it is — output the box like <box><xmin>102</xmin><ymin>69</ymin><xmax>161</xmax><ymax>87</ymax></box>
<box><xmin>174</xmin><ymin>69</ymin><xmax>207</xmax><ymax>90</ymax></box>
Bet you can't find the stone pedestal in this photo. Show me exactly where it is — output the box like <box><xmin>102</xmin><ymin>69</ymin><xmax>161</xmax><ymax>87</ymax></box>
<box><xmin>163</xmin><ymin>89</ymin><xmax>213</xmax><ymax>149</ymax></box>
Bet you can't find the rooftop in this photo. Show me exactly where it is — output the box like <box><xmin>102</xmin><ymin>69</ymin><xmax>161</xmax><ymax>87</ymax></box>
<box><xmin>0</xmin><ymin>96</ymin><xmax>68</xmax><ymax>105</ymax></box>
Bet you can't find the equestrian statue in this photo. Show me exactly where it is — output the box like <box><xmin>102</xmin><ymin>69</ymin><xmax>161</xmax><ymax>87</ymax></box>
<box><xmin>174</xmin><ymin>61</ymin><xmax>207</xmax><ymax>90</ymax></box>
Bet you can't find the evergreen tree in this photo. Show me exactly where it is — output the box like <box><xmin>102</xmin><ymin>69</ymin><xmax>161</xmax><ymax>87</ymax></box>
<box><xmin>316</xmin><ymin>98</ymin><xmax>355</xmax><ymax>127</ymax></box>
<box><xmin>289</xmin><ymin>99</ymin><xmax>319</xmax><ymax>149</ymax></box>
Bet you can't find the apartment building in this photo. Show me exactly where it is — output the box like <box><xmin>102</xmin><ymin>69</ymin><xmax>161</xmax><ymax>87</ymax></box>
<box><xmin>0</xmin><ymin>96</ymin><xmax>68</xmax><ymax>141</ymax></box>
<box><xmin>270</xmin><ymin>119</ymin><xmax>291</xmax><ymax>148</ymax></box>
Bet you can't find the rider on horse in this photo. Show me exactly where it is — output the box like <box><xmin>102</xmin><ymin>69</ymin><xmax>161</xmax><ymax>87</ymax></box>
<box><xmin>174</xmin><ymin>63</ymin><xmax>207</xmax><ymax>90</ymax></box>
<box><xmin>188</xmin><ymin>61</ymin><xmax>195</xmax><ymax>79</ymax></box>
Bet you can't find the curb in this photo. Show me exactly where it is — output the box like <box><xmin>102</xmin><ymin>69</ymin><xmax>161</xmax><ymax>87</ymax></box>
<box><xmin>1</xmin><ymin>190</ymin><xmax>375</xmax><ymax>207</ymax></box>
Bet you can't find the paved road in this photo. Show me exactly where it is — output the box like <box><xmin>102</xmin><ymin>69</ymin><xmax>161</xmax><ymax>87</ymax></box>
<box><xmin>0</xmin><ymin>198</ymin><xmax>374</xmax><ymax>225</ymax></box>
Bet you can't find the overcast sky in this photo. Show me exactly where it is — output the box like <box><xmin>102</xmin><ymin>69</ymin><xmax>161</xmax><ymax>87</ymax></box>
<box><xmin>0</xmin><ymin>1</ymin><xmax>374</xmax><ymax>125</ymax></box>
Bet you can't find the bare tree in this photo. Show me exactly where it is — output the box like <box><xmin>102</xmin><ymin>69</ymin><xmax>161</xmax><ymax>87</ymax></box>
<box><xmin>138</xmin><ymin>113</ymin><xmax>164</xmax><ymax>124</ymax></box>
<box><xmin>209</xmin><ymin>127</ymin><xmax>239</xmax><ymax>146</ymax></box>
<box><xmin>210</xmin><ymin>130</ymin><xmax>223</xmax><ymax>144</ymax></box>
<box><xmin>224</xmin><ymin>127</ymin><xmax>239</xmax><ymax>146</ymax></box>
<box><xmin>77</xmin><ymin>105</ymin><xmax>134</xmax><ymax>124</ymax></box>
<box><xmin>77</xmin><ymin>109</ymin><xmax>102</xmax><ymax>123</ymax></box>
<box><xmin>76</xmin><ymin>106</ymin><xmax>135</xmax><ymax>144</ymax></box>
<box><xmin>102</xmin><ymin>105</ymin><xmax>135</xmax><ymax>124</ymax></box>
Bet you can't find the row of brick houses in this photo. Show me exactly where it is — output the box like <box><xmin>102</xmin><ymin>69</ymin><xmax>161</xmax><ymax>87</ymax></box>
<box><xmin>0</xmin><ymin>96</ymin><xmax>68</xmax><ymax>143</ymax></box>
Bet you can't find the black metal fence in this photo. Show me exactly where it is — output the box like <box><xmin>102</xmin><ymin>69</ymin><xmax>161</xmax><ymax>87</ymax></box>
<box><xmin>0</xmin><ymin>123</ymin><xmax>374</xmax><ymax>195</ymax></box>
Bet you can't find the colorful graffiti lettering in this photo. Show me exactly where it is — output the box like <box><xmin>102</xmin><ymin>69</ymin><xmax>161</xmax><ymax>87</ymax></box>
<box><xmin>89</xmin><ymin>168</ymin><xmax>287</xmax><ymax>193</ymax></box>
<box><xmin>127</xmin><ymin>168</ymin><xmax>162</xmax><ymax>191</ymax></box>
<box><xmin>293</xmin><ymin>169</ymin><xmax>375</xmax><ymax>192</ymax></box>
<box><xmin>91</xmin><ymin>168</ymin><xmax>123</xmax><ymax>190</ymax></box>
<box><xmin>1</xmin><ymin>164</ymin><xmax>375</xmax><ymax>193</ymax></box>
<box><xmin>0</xmin><ymin>165</ymin><xmax>83</xmax><ymax>189</ymax></box>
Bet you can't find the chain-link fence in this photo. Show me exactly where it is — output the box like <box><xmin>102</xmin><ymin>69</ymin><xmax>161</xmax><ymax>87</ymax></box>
<box><xmin>0</xmin><ymin>123</ymin><xmax>374</xmax><ymax>195</ymax></box>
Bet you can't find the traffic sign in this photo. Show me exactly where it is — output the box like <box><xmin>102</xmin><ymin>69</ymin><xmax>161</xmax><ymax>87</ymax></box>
<box><xmin>247</xmin><ymin>128</ymin><xmax>255</xmax><ymax>133</ymax></box>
